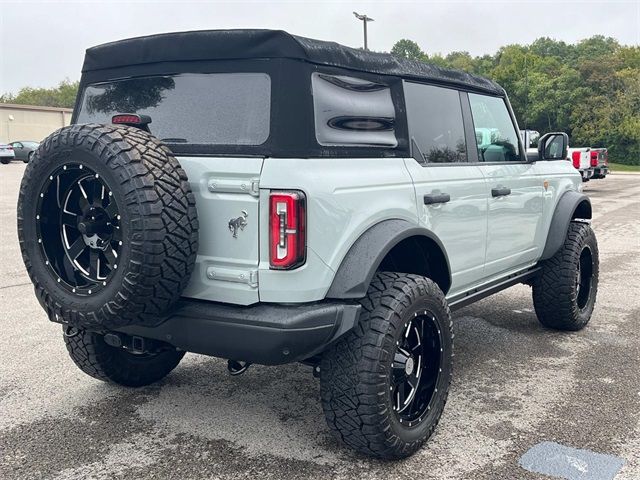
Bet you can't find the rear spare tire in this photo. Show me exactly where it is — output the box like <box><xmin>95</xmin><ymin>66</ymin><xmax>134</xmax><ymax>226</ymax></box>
<box><xmin>17</xmin><ymin>124</ymin><xmax>198</xmax><ymax>330</ymax></box>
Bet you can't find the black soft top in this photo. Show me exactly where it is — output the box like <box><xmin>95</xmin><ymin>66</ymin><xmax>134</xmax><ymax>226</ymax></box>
<box><xmin>82</xmin><ymin>29</ymin><xmax>503</xmax><ymax>95</ymax></box>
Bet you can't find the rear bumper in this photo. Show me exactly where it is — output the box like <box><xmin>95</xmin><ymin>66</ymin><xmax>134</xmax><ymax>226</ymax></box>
<box><xmin>594</xmin><ymin>166</ymin><xmax>609</xmax><ymax>176</ymax></box>
<box><xmin>116</xmin><ymin>299</ymin><xmax>361</xmax><ymax>365</ymax></box>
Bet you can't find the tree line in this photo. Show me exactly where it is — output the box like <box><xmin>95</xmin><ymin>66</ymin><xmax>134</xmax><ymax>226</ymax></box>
<box><xmin>2</xmin><ymin>36</ymin><xmax>638</xmax><ymax>164</ymax></box>
<box><xmin>391</xmin><ymin>36</ymin><xmax>639</xmax><ymax>165</ymax></box>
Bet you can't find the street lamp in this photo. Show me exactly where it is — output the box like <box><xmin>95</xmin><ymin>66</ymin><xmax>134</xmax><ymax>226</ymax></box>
<box><xmin>353</xmin><ymin>11</ymin><xmax>374</xmax><ymax>51</ymax></box>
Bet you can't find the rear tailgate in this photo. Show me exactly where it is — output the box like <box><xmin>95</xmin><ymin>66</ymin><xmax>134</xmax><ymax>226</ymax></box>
<box><xmin>179</xmin><ymin>157</ymin><xmax>263</xmax><ymax>305</ymax></box>
<box><xmin>580</xmin><ymin>150</ymin><xmax>591</xmax><ymax>170</ymax></box>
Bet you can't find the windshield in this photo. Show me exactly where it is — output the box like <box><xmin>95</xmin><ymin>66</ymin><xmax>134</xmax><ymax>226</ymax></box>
<box><xmin>76</xmin><ymin>73</ymin><xmax>271</xmax><ymax>145</ymax></box>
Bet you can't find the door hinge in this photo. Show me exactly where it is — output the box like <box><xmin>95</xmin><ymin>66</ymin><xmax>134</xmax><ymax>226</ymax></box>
<box><xmin>206</xmin><ymin>267</ymin><xmax>259</xmax><ymax>288</ymax></box>
<box><xmin>250</xmin><ymin>179</ymin><xmax>260</xmax><ymax>197</ymax></box>
<box><xmin>207</xmin><ymin>177</ymin><xmax>260</xmax><ymax>197</ymax></box>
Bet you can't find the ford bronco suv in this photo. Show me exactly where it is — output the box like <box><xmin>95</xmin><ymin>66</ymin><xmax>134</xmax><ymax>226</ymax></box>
<box><xmin>17</xmin><ymin>30</ymin><xmax>598</xmax><ymax>459</ymax></box>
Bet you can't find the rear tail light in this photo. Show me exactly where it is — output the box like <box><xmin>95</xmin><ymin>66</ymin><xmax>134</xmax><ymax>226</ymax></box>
<box><xmin>269</xmin><ymin>191</ymin><xmax>306</xmax><ymax>269</ymax></box>
<box><xmin>590</xmin><ymin>151</ymin><xmax>598</xmax><ymax>167</ymax></box>
<box><xmin>572</xmin><ymin>151</ymin><xmax>581</xmax><ymax>169</ymax></box>
<box><xmin>7</xmin><ymin>146</ymin><xmax>13</xmax><ymax>150</ymax></box>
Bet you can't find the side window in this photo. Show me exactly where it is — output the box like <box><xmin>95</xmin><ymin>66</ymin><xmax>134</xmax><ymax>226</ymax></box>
<box><xmin>468</xmin><ymin>93</ymin><xmax>521</xmax><ymax>162</ymax></box>
<box><xmin>311</xmin><ymin>73</ymin><xmax>397</xmax><ymax>147</ymax></box>
<box><xmin>404</xmin><ymin>82</ymin><xmax>467</xmax><ymax>164</ymax></box>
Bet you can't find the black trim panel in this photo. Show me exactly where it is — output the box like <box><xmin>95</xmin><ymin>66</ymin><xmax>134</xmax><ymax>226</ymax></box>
<box><xmin>115</xmin><ymin>299</ymin><xmax>361</xmax><ymax>365</ymax></box>
<box><xmin>326</xmin><ymin>219</ymin><xmax>451</xmax><ymax>299</ymax></box>
<box><xmin>540</xmin><ymin>191</ymin><xmax>592</xmax><ymax>260</ymax></box>
<box><xmin>449</xmin><ymin>267</ymin><xmax>541</xmax><ymax>311</ymax></box>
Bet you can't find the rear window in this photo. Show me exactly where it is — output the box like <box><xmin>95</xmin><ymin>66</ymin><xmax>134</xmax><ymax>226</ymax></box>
<box><xmin>76</xmin><ymin>73</ymin><xmax>271</xmax><ymax>145</ymax></box>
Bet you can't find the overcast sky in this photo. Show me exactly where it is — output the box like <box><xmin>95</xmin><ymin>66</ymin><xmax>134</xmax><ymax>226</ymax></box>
<box><xmin>1</xmin><ymin>0</ymin><xmax>639</xmax><ymax>94</ymax></box>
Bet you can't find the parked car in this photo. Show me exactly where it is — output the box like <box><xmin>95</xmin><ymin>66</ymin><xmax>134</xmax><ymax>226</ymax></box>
<box><xmin>567</xmin><ymin>147</ymin><xmax>593</xmax><ymax>182</ymax></box>
<box><xmin>16</xmin><ymin>30</ymin><xmax>598</xmax><ymax>460</ymax></box>
<box><xmin>590</xmin><ymin>148</ymin><xmax>609</xmax><ymax>179</ymax></box>
<box><xmin>10</xmin><ymin>141</ymin><xmax>39</xmax><ymax>163</ymax></box>
<box><xmin>0</xmin><ymin>143</ymin><xmax>16</xmax><ymax>164</ymax></box>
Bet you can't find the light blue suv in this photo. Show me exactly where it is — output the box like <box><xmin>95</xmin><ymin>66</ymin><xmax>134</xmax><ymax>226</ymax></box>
<box><xmin>17</xmin><ymin>30</ymin><xmax>598</xmax><ymax>459</ymax></box>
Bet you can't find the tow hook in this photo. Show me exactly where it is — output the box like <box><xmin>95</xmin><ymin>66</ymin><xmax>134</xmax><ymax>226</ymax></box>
<box><xmin>227</xmin><ymin>359</ymin><xmax>252</xmax><ymax>376</ymax></box>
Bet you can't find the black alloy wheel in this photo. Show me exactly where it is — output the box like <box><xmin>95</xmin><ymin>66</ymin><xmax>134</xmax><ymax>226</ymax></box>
<box><xmin>391</xmin><ymin>310</ymin><xmax>442</xmax><ymax>427</ymax></box>
<box><xmin>36</xmin><ymin>163</ymin><xmax>122</xmax><ymax>296</ymax></box>
<box><xmin>575</xmin><ymin>245</ymin><xmax>594</xmax><ymax>311</ymax></box>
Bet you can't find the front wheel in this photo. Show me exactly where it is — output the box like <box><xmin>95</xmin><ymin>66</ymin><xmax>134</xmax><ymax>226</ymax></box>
<box><xmin>532</xmin><ymin>221</ymin><xmax>599</xmax><ymax>330</ymax></box>
<box><xmin>320</xmin><ymin>272</ymin><xmax>453</xmax><ymax>459</ymax></box>
<box><xmin>25</xmin><ymin>152</ymin><xmax>33</xmax><ymax>163</ymax></box>
<box><xmin>64</xmin><ymin>329</ymin><xmax>185</xmax><ymax>387</ymax></box>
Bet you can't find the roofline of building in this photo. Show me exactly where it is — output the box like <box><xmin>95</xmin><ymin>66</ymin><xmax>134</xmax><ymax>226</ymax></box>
<box><xmin>0</xmin><ymin>103</ymin><xmax>73</xmax><ymax>113</ymax></box>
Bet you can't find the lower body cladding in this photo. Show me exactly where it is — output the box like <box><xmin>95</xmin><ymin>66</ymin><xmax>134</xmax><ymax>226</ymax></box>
<box><xmin>115</xmin><ymin>299</ymin><xmax>361</xmax><ymax>365</ymax></box>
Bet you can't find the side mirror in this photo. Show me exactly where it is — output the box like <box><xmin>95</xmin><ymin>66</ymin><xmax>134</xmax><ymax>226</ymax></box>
<box><xmin>538</xmin><ymin>132</ymin><xmax>568</xmax><ymax>161</ymax></box>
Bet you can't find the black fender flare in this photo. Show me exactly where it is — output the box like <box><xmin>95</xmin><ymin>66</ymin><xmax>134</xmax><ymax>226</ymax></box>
<box><xmin>326</xmin><ymin>219</ymin><xmax>451</xmax><ymax>299</ymax></box>
<box><xmin>540</xmin><ymin>190</ymin><xmax>592</xmax><ymax>261</ymax></box>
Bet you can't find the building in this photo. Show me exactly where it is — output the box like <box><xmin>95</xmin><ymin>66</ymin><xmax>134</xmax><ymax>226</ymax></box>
<box><xmin>0</xmin><ymin>103</ymin><xmax>72</xmax><ymax>143</ymax></box>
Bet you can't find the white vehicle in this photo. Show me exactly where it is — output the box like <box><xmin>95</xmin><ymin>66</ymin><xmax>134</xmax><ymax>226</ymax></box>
<box><xmin>568</xmin><ymin>147</ymin><xmax>593</xmax><ymax>182</ymax></box>
<box><xmin>0</xmin><ymin>143</ymin><xmax>16</xmax><ymax>164</ymax></box>
<box><xmin>17</xmin><ymin>30</ymin><xmax>598</xmax><ymax>460</ymax></box>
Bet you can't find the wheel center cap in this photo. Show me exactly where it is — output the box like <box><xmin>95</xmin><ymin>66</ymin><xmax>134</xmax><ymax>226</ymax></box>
<box><xmin>405</xmin><ymin>357</ymin><xmax>415</xmax><ymax>376</ymax></box>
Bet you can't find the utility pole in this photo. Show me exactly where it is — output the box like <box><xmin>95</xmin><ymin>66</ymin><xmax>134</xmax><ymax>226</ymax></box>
<box><xmin>353</xmin><ymin>12</ymin><xmax>374</xmax><ymax>51</ymax></box>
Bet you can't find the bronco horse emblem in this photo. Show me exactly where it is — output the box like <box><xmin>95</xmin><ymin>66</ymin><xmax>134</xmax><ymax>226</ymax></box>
<box><xmin>228</xmin><ymin>210</ymin><xmax>248</xmax><ymax>238</ymax></box>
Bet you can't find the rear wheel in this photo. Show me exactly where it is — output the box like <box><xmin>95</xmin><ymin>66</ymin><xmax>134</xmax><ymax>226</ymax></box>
<box><xmin>533</xmin><ymin>222</ymin><xmax>598</xmax><ymax>330</ymax></box>
<box><xmin>25</xmin><ymin>151</ymin><xmax>33</xmax><ymax>163</ymax></box>
<box><xmin>0</xmin><ymin>158</ymin><xmax>9</xmax><ymax>164</ymax></box>
<box><xmin>320</xmin><ymin>272</ymin><xmax>453</xmax><ymax>459</ymax></box>
<box><xmin>64</xmin><ymin>328</ymin><xmax>185</xmax><ymax>387</ymax></box>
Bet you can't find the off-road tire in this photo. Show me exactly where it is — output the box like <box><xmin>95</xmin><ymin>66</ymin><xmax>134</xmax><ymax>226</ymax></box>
<box><xmin>17</xmin><ymin>124</ymin><xmax>198</xmax><ymax>330</ymax></box>
<box><xmin>320</xmin><ymin>272</ymin><xmax>453</xmax><ymax>459</ymax></box>
<box><xmin>64</xmin><ymin>329</ymin><xmax>185</xmax><ymax>387</ymax></box>
<box><xmin>533</xmin><ymin>221</ymin><xmax>598</xmax><ymax>330</ymax></box>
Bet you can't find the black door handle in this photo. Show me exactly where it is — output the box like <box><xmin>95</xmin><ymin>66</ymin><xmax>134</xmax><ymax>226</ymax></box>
<box><xmin>491</xmin><ymin>187</ymin><xmax>511</xmax><ymax>197</ymax></box>
<box><xmin>424</xmin><ymin>193</ymin><xmax>451</xmax><ymax>205</ymax></box>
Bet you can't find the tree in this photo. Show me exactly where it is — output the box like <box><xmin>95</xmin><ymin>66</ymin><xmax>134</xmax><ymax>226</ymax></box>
<box><xmin>391</xmin><ymin>39</ymin><xmax>426</xmax><ymax>61</ymax></box>
<box><xmin>0</xmin><ymin>79</ymin><xmax>79</xmax><ymax>108</ymax></box>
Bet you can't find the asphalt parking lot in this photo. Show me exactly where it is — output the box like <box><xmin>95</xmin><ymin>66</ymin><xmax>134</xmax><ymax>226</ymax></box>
<box><xmin>0</xmin><ymin>162</ymin><xmax>638</xmax><ymax>479</ymax></box>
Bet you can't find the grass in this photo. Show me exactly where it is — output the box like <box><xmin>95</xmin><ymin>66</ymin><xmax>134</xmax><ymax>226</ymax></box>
<box><xmin>609</xmin><ymin>162</ymin><xmax>640</xmax><ymax>172</ymax></box>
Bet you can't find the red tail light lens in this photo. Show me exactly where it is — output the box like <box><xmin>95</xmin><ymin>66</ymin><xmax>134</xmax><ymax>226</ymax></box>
<box><xmin>572</xmin><ymin>151</ymin><xmax>581</xmax><ymax>169</ymax></box>
<box><xmin>590</xmin><ymin>151</ymin><xmax>598</xmax><ymax>167</ymax></box>
<box><xmin>269</xmin><ymin>191</ymin><xmax>306</xmax><ymax>269</ymax></box>
<box><xmin>111</xmin><ymin>114</ymin><xmax>152</xmax><ymax>129</ymax></box>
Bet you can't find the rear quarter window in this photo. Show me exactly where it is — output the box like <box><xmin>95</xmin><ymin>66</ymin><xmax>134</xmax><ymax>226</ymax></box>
<box><xmin>311</xmin><ymin>73</ymin><xmax>398</xmax><ymax>148</ymax></box>
<box><xmin>76</xmin><ymin>73</ymin><xmax>271</xmax><ymax>146</ymax></box>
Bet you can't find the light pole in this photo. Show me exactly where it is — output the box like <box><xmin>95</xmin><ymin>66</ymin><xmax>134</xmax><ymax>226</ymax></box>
<box><xmin>353</xmin><ymin>12</ymin><xmax>374</xmax><ymax>51</ymax></box>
